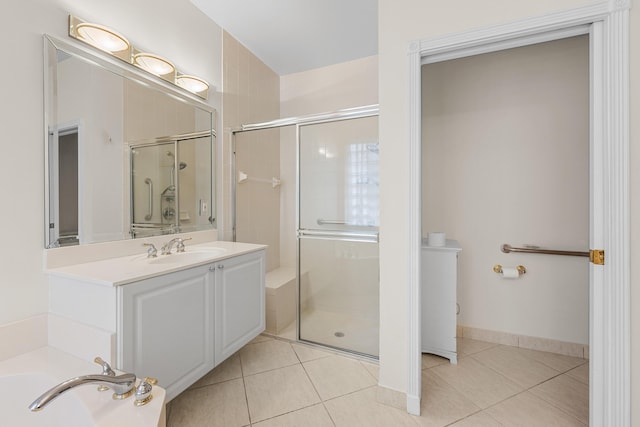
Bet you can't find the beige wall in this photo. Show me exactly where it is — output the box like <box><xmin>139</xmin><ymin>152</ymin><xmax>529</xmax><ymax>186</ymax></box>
<box><xmin>422</xmin><ymin>36</ymin><xmax>589</xmax><ymax>345</ymax></box>
<box><xmin>379</xmin><ymin>5</ymin><xmax>638</xmax><ymax>421</ymax></box>
<box><xmin>281</xmin><ymin>55</ymin><xmax>378</xmax><ymax>117</ymax></box>
<box><xmin>0</xmin><ymin>0</ymin><xmax>222</xmax><ymax>325</ymax></box>
<box><xmin>222</xmin><ymin>31</ymin><xmax>281</xmax><ymax>269</ymax></box>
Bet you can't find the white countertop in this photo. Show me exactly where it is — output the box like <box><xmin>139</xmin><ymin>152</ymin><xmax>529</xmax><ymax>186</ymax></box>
<box><xmin>47</xmin><ymin>241</ymin><xmax>266</xmax><ymax>287</ymax></box>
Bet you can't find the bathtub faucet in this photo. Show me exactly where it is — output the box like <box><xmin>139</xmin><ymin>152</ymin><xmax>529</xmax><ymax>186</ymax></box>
<box><xmin>28</xmin><ymin>372</ymin><xmax>136</xmax><ymax>411</ymax></box>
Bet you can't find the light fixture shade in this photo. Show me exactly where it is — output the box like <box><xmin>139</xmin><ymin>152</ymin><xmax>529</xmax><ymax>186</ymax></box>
<box><xmin>176</xmin><ymin>74</ymin><xmax>209</xmax><ymax>95</ymax></box>
<box><xmin>75</xmin><ymin>22</ymin><xmax>130</xmax><ymax>54</ymax></box>
<box><xmin>68</xmin><ymin>15</ymin><xmax>211</xmax><ymax>99</ymax></box>
<box><xmin>133</xmin><ymin>53</ymin><xmax>176</xmax><ymax>78</ymax></box>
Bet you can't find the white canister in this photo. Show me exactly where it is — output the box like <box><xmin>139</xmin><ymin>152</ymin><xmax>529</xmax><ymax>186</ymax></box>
<box><xmin>427</xmin><ymin>232</ymin><xmax>446</xmax><ymax>247</ymax></box>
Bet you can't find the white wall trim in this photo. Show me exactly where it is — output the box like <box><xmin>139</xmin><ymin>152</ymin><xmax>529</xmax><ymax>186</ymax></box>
<box><xmin>407</xmin><ymin>39</ymin><xmax>422</xmax><ymax>417</ymax></box>
<box><xmin>407</xmin><ymin>2</ymin><xmax>630</xmax><ymax>423</ymax></box>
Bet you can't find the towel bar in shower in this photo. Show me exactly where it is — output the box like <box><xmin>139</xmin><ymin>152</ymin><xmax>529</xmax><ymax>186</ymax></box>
<box><xmin>501</xmin><ymin>243</ymin><xmax>589</xmax><ymax>258</ymax></box>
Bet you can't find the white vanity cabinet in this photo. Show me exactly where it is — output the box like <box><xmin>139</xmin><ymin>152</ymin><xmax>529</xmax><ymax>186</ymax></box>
<box><xmin>421</xmin><ymin>239</ymin><xmax>461</xmax><ymax>364</ymax></box>
<box><xmin>214</xmin><ymin>250</ymin><xmax>265</xmax><ymax>364</ymax></box>
<box><xmin>118</xmin><ymin>250</ymin><xmax>265</xmax><ymax>400</ymax></box>
<box><xmin>118</xmin><ymin>263</ymin><xmax>215</xmax><ymax>401</ymax></box>
<box><xmin>47</xmin><ymin>242</ymin><xmax>266</xmax><ymax>402</ymax></box>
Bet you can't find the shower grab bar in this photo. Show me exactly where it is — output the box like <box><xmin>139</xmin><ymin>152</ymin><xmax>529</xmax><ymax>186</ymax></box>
<box><xmin>501</xmin><ymin>243</ymin><xmax>589</xmax><ymax>258</ymax></box>
<box><xmin>144</xmin><ymin>178</ymin><xmax>153</xmax><ymax>220</ymax></box>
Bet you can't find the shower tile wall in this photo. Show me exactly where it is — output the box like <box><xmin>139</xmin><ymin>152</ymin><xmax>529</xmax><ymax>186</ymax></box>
<box><xmin>235</xmin><ymin>129</ymin><xmax>281</xmax><ymax>271</ymax></box>
<box><xmin>222</xmin><ymin>31</ymin><xmax>281</xmax><ymax>270</ymax></box>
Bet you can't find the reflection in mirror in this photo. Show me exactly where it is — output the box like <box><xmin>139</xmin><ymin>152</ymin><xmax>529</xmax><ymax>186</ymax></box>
<box><xmin>44</xmin><ymin>35</ymin><xmax>216</xmax><ymax>248</ymax></box>
<box><xmin>130</xmin><ymin>133</ymin><xmax>212</xmax><ymax>237</ymax></box>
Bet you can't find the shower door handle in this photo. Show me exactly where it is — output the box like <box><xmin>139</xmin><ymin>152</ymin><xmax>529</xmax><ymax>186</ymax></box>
<box><xmin>317</xmin><ymin>219</ymin><xmax>347</xmax><ymax>225</ymax></box>
<box><xmin>298</xmin><ymin>229</ymin><xmax>378</xmax><ymax>243</ymax></box>
<box><xmin>144</xmin><ymin>178</ymin><xmax>153</xmax><ymax>221</ymax></box>
<box><xmin>316</xmin><ymin>219</ymin><xmax>378</xmax><ymax>227</ymax></box>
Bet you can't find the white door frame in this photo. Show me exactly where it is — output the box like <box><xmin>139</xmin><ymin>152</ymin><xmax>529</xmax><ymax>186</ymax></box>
<box><xmin>407</xmin><ymin>1</ymin><xmax>630</xmax><ymax>425</ymax></box>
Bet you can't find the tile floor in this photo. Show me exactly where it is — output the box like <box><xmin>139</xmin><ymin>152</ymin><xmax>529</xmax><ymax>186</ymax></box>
<box><xmin>166</xmin><ymin>335</ymin><xmax>589</xmax><ymax>426</ymax></box>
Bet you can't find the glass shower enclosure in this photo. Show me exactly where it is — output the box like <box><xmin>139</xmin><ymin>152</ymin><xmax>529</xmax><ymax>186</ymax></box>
<box><xmin>233</xmin><ymin>106</ymin><xmax>379</xmax><ymax>358</ymax></box>
<box><xmin>298</xmin><ymin>116</ymin><xmax>379</xmax><ymax>357</ymax></box>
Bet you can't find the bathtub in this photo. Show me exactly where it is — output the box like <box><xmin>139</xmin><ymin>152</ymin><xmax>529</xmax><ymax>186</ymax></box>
<box><xmin>0</xmin><ymin>347</ymin><xmax>166</xmax><ymax>427</ymax></box>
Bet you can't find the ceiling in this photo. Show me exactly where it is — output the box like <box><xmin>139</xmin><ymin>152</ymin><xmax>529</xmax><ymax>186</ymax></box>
<box><xmin>190</xmin><ymin>0</ymin><xmax>378</xmax><ymax>76</ymax></box>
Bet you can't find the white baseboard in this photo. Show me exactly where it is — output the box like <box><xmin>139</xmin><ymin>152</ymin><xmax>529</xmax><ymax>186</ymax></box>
<box><xmin>459</xmin><ymin>325</ymin><xmax>588</xmax><ymax>359</ymax></box>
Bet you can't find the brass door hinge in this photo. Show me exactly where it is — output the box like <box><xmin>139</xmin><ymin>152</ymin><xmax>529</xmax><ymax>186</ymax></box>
<box><xmin>590</xmin><ymin>249</ymin><xmax>605</xmax><ymax>265</ymax></box>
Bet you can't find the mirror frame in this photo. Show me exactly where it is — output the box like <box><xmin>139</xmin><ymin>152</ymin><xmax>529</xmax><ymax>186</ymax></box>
<box><xmin>43</xmin><ymin>34</ymin><xmax>217</xmax><ymax>249</ymax></box>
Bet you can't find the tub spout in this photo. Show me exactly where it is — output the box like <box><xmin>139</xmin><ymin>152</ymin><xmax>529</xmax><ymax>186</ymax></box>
<box><xmin>28</xmin><ymin>373</ymin><xmax>136</xmax><ymax>411</ymax></box>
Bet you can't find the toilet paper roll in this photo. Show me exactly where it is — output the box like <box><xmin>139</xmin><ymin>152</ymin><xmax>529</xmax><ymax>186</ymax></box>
<box><xmin>427</xmin><ymin>232</ymin><xmax>446</xmax><ymax>247</ymax></box>
<box><xmin>501</xmin><ymin>267</ymin><xmax>520</xmax><ymax>279</ymax></box>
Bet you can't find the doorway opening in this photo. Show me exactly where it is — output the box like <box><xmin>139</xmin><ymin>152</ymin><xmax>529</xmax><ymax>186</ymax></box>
<box><xmin>48</xmin><ymin>125</ymin><xmax>80</xmax><ymax>247</ymax></box>
<box><xmin>407</xmin><ymin>5</ymin><xmax>630</xmax><ymax>423</ymax></box>
<box><xmin>420</xmin><ymin>35</ymin><xmax>590</xmax><ymax>417</ymax></box>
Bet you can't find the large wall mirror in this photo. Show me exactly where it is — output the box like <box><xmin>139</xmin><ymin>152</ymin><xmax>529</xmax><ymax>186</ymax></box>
<box><xmin>44</xmin><ymin>35</ymin><xmax>216</xmax><ymax>248</ymax></box>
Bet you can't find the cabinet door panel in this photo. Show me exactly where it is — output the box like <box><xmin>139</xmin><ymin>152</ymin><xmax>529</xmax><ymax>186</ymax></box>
<box><xmin>421</xmin><ymin>244</ymin><xmax>460</xmax><ymax>363</ymax></box>
<box><xmin>215</xmin><ymin>251</ymin><xmax>265</xmax><ymax>363</ymax></box>
<box><xmin>119</xmin><ymin>264</ymin><xmax>213</xmax><ymax>401</ymax></box>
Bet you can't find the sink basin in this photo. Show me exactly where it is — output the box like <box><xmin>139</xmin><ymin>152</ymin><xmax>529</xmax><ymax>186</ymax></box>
<box><xmin>144</xmin><ymin>247</ymin><xmax>227</xmax><ymax>265</ymax></box>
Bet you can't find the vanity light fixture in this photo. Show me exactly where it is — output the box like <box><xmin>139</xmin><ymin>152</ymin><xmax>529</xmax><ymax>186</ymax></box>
<box><xmin>71</xmin><ymin>19</ymin><xmax>131</xmax><ymax>61</ymax></box>
<box><xmin>133</xmin><ymin>52</ymin><xmax>176</xmax><ymax>81</ymax></box>
<box><xmin>176</xmin><ymin>75</ymin><xmax>209</xmax><ymax>96</ymax></box>
<box><xmin>68</xmin><ymin>15</ymin><xmax>210</xmax><ymax>100</ymax></box>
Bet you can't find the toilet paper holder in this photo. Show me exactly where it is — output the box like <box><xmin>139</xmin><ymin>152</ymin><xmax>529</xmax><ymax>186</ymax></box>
<box><xmin>493</xmin><ymin>264</ymin><xmax>526</xmax><ymax>275</ymax></box>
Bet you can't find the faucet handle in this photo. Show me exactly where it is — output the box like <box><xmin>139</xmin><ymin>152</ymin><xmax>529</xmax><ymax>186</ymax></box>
<box><xmin>134</xmin><ymin>377</ymin><xmax>158</xmax><ymax>407</ymax></box>
<box><xmin>94</xmin><ymin>356</ymin><xmax>116</xmax><ymax>392</ymax></box>
<box><xmin>143</xmin><ymin>243</ymin><xmax>158</xmax><ymax>258</ymax></box>
<box><xmin>176</xmin><ymin>237</ymin><xmax>192</xmax><ymax>252</ymax></box>
<box><xmin>94</xmin><ymin>357</ymin><xmax>115</xmax><ymax>376</ymax></box>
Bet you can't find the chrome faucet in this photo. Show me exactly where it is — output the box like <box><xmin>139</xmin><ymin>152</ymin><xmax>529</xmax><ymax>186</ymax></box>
<box><xmin>94</xmin><ymin>356</ymin><xmax>116</xmax><ymax>391</ymax></box>
<box><xmin>161</xmin><ymin>237</ymin><xmax>192</xmax><ymax>255</ymax></box>
<box><xmin>143</xmin><ymin>242</ymin><xmax>158</xmax><ymax>258</ymax></box>
<box><xmin>28</xmin><ymin>372</ymin><xmax>136</xmax><ymax>411</ymax></box>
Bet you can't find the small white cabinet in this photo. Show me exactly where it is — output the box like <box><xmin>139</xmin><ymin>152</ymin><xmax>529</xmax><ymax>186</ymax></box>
<box><xmin>421</xmin><ymin>239</ymin><xmax>461</xmax><ymax>364</ymax></box>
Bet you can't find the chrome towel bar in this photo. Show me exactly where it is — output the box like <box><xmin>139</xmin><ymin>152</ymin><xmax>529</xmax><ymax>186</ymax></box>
<box><xmin>501</xmin><ymin>243</ymin><xmax>589</xmax><ymax>258</ymax></box>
